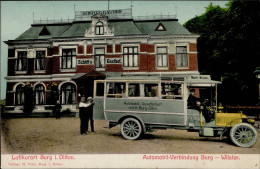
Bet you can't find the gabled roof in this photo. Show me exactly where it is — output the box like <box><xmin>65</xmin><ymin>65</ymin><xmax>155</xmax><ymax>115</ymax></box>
<box><xmin>135</xmin><ymin>20</ymin><xmax>190</xmax><ymax>35</ymax></box>
<box><xmin>13</xmin><ymin>18</ymin><xmax>191</xmax><ymax>40</ymax></box>
<box><xmin>16</xmin><ymin>24</ymin><xmax>71</xmax><ymax>40</ymax></box>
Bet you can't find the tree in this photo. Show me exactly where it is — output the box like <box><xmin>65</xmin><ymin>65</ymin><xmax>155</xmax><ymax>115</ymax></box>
<box><xmin>184</xmin><ymin>0</ymin><xmax>260</xmax><ymax>105</ymax></box>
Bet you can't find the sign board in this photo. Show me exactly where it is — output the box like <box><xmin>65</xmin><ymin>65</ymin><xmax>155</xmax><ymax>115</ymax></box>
<box><xmin>77</xmin><ymin>59</ymin><xmax>94</xmax><ymax>65</ymax></box>
<box><xmin>106</xmin><ymin>58</ymin><xmax>122</xmax><ymax>64</ymax></box>
<box><xmin>186</xmin><ymin>75</ymin><xmax>211</xmax><ymax>80</ymax></box>
<box><xmin>75</xmin><ymin>8</ymin><xmax>132</xmax><ymax>20</ymax></box>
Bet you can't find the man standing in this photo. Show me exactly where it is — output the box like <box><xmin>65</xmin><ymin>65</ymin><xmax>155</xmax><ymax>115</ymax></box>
<box><xmin>79</xmin><ymin>97</ymin><xmax>89</xmax><ymax>135</ymax></box>
<box><xmin>86</xmin><ymin>97</ymin><xmax>95</xmax><ymax>132</ymax></box>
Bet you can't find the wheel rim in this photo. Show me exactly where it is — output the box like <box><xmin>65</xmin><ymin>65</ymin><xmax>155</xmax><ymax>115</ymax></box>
<box><xmin>233</xmin><ymin>126</ymin><xmax>255</xmax><ymax>144</ymax></box>
<box><xmin>230</xmin><ymin>123</ymin><xmax>258</xmax><ymax>147</ymax></box>
<box><xmin>121</xmin><ymin>118</ymin><xmax>142</xmax><ymax>140</ymax></box>
<box><xmin>123</xmin><ymin>120</ymin><xmax>141</xmax><ymax>138</ymax></box>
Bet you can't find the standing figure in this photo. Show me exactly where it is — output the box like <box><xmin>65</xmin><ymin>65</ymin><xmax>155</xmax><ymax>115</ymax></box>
<box><xmin>79</xmin><ymin>97</ymin><xmax>90</xmax><ymax>135</ymax></box>
<box><xmin>54</xmin><ymin>100</ymin><xmax>62</xmax><ymax>119</ymax></box>
<box><xmin>86</xmin><ymin>97</ymin><xmax>95</xmax><ymax>132</ymax></box>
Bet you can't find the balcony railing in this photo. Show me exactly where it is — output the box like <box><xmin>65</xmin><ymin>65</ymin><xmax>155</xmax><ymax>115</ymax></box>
<box><xmin>33</xmin><ymin>14</ymin><xmax>177</xmax><ymax>24</ymax></box>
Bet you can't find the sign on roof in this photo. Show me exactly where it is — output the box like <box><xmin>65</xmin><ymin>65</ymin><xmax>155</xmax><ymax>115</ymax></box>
<box><xmin>75</xmin><ymin>8</ymin><xmax>132</xmax><ymax>20</ymax></box>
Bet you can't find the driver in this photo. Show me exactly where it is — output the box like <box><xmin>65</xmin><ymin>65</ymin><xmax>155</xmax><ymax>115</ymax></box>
<box><xmin>187</xmin><ymin>89</ymin><xmax>200</xmax><ymax>110</ymax></box>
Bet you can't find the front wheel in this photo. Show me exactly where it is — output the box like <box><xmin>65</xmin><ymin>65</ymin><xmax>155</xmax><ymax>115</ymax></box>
<box><xmin>120</xmin><ymin>118</ymin><xmax>143</xmax><ymax>140</ymax></box>
<box><xmin>230</xmin><ymin>123</ymin><xmax>258</xmax><ymax>148</ymax></box>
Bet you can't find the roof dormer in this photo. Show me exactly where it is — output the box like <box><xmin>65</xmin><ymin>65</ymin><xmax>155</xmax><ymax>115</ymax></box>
<box><xmin>85</xmin><ymin>13</ymin><xmax>114</xmax><ymax>37</ymax></box>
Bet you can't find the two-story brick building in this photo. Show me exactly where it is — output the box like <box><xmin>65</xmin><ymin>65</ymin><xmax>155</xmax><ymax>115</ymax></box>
<box><xmin>4</xmin><ymin>9</ymin><xmax>199</xmax><ymax>114</ymax></box>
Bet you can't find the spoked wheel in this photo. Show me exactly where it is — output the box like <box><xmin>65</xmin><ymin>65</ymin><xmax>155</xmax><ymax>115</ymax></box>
<box><xmin>120</xmin><ymin>118</ymin><xmax>143</xmax><ymax>140</ymax></box>
<box><xmin>230</xmin><ymin>123</ymin><xmax>258</xmax><ymax>148</ymax></box>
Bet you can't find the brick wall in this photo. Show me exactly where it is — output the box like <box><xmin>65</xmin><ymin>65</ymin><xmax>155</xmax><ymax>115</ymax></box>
<box><xmin>78</xmin><ymin>46</ymin><xmax>84</xmax><ymax>54</ymax></box>
<box><xmin>87</xmin><ymin>45</ymin><xmax>92</xmax><ymax>54</ymax></box>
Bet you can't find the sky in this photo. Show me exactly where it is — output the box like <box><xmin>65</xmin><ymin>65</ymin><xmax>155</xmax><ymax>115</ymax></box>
<box><xmin>0</xmin><ymin>1</ymin><xmax>228</xmax><ymax>100</ymax></box>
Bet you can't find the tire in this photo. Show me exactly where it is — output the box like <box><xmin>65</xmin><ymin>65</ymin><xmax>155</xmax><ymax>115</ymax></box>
<box><xmin>230</xmin><ymin>123</ymin><xmax>258</xmax><ymax>148</ymax></box>
<box><xmin>120</xmin><ymin>118</ymin><xmax>143</xmax><ymax>140</ymax></box>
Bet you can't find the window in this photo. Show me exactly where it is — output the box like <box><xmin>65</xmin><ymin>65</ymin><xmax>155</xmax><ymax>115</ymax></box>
<box><xmin>144</xmin><ymin>84</ymin><xmax>158</xmax><ymax>97</ymax></box>
<box><xmin>16</xmin><ymin>51</ymin><xmax>27</xmax><ymax>71</ymax></box>
<box><xmin>15</xmin><ymin>84</ymin><xmax>24</xmax><ymax>105</ymax></box>
<box><xmin>61</xmin><ymin>83</ymin><xmax>76</xmax><ymax>104</ymax></box>
<box><xmin>35</xmin><ymin>51</ymin><xmax>46</xmax><ymax>70</ymax></box>
<box><xmin>61</xmin><ymin>49</ymin><xmax>76</xmax><ymax>69</ymax></box>
<box><xmin>106</xmin><ymin>82</ymin><xmax>126</xmax><ymax>98</ymax></box>
<box><xmin>95</xmin><ymin>22</ymin><xmax>104</xmax><ymax>35</ymax></box>
<box><xmin>128</xmin><ymin>84</ymin><xmax>140</xmax><ymax>97</ymax></box>
<box><xmin>157</xmin><ymin>47</ymin><xmax>168</xmax><ymax>67</ymax></box>
<box><xmin>123</xmin><ymin>47</ymin><xmax>138</xmax><ymax>67</ymax></box>
<box><xmin>161</xmin><ymin>83</ymin><xmax>182</xmax><ymax>99</ymax></box>
<box><xmin>35</xmin><ymin>84</ymin><xmax>45</xmax><ymax>105</ymax></box>
<box><xmin>94</xmin><ymin>48</ymin><xmax>105</xmax><ymax>68</ymax></box>
<box><xmin>176</xmin><ymin>46</ymin><xmax>188</xmax><ymax>67</ymax></box>
<box><xmin>96</xmin><ymin>82</ymin><xmax>104</xmax><ymax>96</ymax></box>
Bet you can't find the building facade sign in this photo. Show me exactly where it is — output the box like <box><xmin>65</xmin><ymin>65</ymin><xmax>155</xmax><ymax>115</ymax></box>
<box><xmin>75</xmin><ymin>9</ymin><xmax>132</xmax><ymax>20</ymax></box>
<box><xmin>77</xmin><ymin>59</ymin><xmax>94</xmax><ymax>65</ymax></box>
<box><xmin>106</xmin><ymin>58</ymin><xmax>122</xmax><ymax>64</ymax></box>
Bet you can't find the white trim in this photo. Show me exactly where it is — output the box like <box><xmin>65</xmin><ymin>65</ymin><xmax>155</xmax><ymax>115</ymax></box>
<box><xmin>13</xmin><ymin>82</ymin><xmax>26</xmax><ymax>92</ymax></box>
<box><xmin>60</xmin><ymin>69</ymin><xmax>77</xmax><ymax>73</ymax></box>
<box><xmin>122</xmin><ymin>67</ymin><xmax>139</xmax><ymax>70</ymax></box>
<box><xmin>15</xmin><ymin>49</ymin><xmax>27</xmax><ymax>58</ymax></box>
<box><xmin>34</xmin><ymin>70</ymin><xmax>45</xmax><ymax>74</ymax></box>
<box><xmin>6</xmin><ymin>74</ymin><xmax>77</xmax><ymax>83</ymax></box>
<box><xmin>15</xmin><ymin>71</ymin><xmax>27</xmax><ymax>74</ymax></box>
<box><xmin>58</xmin><ymin>81</ymin><xmax>77</xmax><ymax>91</ymax></box>
<box><xmin>33</xmin><ymin>82</ymin><xmax>47</xmax><ymax>91</ymax></box>
<box><xmin>122</xmin><ymin>71</ymin><xmax>200</xmax><ymax>75</ymax></box>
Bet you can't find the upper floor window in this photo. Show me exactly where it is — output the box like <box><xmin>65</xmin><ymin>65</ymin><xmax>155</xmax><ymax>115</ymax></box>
<box><xmin>35</xmin><ymin>51</ymin><xmax>46</xmax><ymax>70</ymax></box>
<box><xmin>157</xmin><ymin>47</ymin><xmax>168</xmax><ymax>67</ymax></box>
<box><xmin>35</xmin><ymin>84</ymin><xmax>45</xmax><ymax>105</ymax></box>
<box><xmin>95</xmin><ymin>22</ymin><xmax>104</xmax><ymax>35</ymax></box>
<box><xmin>61</xmin><ymin>49</ymin><xmax>76</xmax><ymax>69</ymax></box>
<box><xmin>15</xmin><ymin>84</ymin><xmax>24</xmax><ymax>105</ymax></box>
<box><xmin>176</xmin><ymin>46</ymin><xmax>188</xmax><ymax>67</ymax></box>
<box><xmin>94</xmin><ymin>48</ymin><xmax>105</xmax><ymax>68</ymax></box>
<box><xmin>61</xmin><ymin>83</ymin><xmax>76</xmax><ymax>104</ymax></box>
<box><xmin>16</xmin><ymin>51</ymin><xmax>27</xmax><ymax>71</ymax></box>
<box><xmin>123</xmin><ymin>47</ymin><xmax>138</xmax><ymax>67</ymax></box>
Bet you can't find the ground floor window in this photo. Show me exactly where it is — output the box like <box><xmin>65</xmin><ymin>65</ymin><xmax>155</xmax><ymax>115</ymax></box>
<box><xmin>61</xmin><ymin>83</ymin><xmax>76</xmax><ymax>104</ymax></box>
<box><xmin>35</xmin><ymin>84</ymin><xmax>45</xmax><ymax>105</ymax></box>
<box><xmin>15</xmin><ymin>84</ymin><xmax>24</xmax><ymax>105</ymax></box>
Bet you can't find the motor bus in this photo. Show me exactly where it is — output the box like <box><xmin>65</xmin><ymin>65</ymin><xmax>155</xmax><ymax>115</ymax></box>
<box><xmin>93</xmin><ymin>75</ymin><xmax>258</xmax><ymax>148</ymax></box>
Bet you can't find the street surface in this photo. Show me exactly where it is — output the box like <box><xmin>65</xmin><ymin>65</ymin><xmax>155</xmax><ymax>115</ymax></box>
<box><xmin>1</xmin><ymin>117</ymin><xmax>260</xmax><ymax>154</ymax></box>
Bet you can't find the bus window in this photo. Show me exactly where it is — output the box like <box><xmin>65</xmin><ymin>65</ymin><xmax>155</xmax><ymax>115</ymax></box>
<box><xmin>161</xmin><ymin>83</ymin><xmax>182</xmax><ymax>99</ymax></box>
<box><xmin>96</xmin><ymin>82</ymin><xmax>104</xmax><ymax>96</ymax></box>
<box><xmin>106</xmin><ymin>82</ymin><xmax>126</xmax><ymax>98</ymax></box>
<box><xmin>128</xmin><ymin>83</ymin><xmax>140</xmax><ymax>97</ymax></box>
<box><xmin>144</xmin><ymin>84</ymin><xmax>158</xmax><ymax>97</ymax></box>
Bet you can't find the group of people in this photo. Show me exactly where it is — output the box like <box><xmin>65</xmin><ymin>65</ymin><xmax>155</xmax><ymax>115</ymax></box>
<box><xmin>79</xmin><ymin>96</ymin><xmax>95</xmax><ymax>135</ymax></box>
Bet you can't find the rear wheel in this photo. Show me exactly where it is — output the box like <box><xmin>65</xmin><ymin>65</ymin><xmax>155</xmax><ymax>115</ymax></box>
<box><xmin>120</xmin><ymin>118</ymin><xmax>143</xmax><ymax>140</ymax></box>
<box><xmin>230</xmin><ymin>123</ymin><xmax>258</xmax><ymax>148</ymax></box>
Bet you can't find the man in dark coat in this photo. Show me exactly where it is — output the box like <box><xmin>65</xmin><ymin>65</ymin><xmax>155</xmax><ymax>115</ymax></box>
<box><xmin>86</xmin><ymin>97</ymin><xmax>95</xmax><ymax>132</ymax></box>
<box><xmin>188</xmin><ymin>89</ymin><xmax>200</xmax><ymax>110</ymax></box>
<box><xmin>54</xmin><ymin>100</ymin><xmax>61</xmax><ymax>119</ymax></box>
